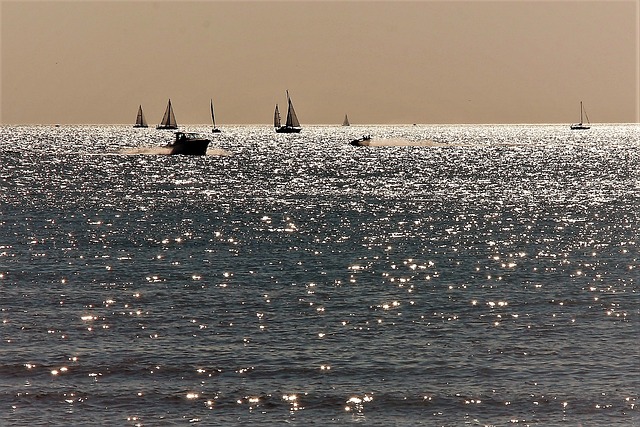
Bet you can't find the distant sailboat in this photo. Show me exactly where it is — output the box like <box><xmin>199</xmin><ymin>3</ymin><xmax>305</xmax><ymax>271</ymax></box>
<box><xmin>210</xmin><ymin>99</ymin><xmax>221</xmax><ymax>133</ymax></box>
<box><xmin>157</xmin><ymin>99</ymin><xmax>178</xmax><ymax>130</ymax></box>
<box><xmin>134</xmin><ymin>105</ymin><xmax>148</xmax><ymax>128</ymax></box>
<box><xmin>343</xmin><ymin>114</ymin><xmax>350</xmax><ymax>126</ymax></box>
<box><xmin>570</xmin><ymin>101</ymin><xmax>590</xmax><ymax>130</ymax></box>
<box><xmin>274</xmin><ymin>90</ymin><xmax>301</xmax><ymax>133</ymax></box>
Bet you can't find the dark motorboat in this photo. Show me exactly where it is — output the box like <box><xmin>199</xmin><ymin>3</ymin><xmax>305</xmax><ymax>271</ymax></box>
<box><xmin>350</xmin><ymin>135</ymin><xmax>372</xmax><ymax>146</ymax></box>
<box><xmin>167</xmin><ymin>132</ymin><xmax>210</xmax><ymax>155</ymax></box>
<box><xmin>274</xmin><ymin>90</ymin><xmax>302</xmax><ymax>133</ymax></box>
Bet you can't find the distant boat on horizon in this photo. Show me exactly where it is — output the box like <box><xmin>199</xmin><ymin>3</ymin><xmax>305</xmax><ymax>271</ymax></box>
<box><xmin>570</xmin><ymin>101</ymin><xmax>590</xmax><ymax>130</ymax></box>
<box><xmin>157</xmin><ymin>99</ymin><xmax>178</xmax><ymax>130</ymax></box>
<box><xmin>134</xmin><ymin>105</ymin><xmax>148</xmax><ymax>128</ymax></box>
<box><xmin>210</xmin><ymin>99</ymin><xmax>221</xmax><ymax>133</ymax></box>
<box><xmin>343</xmin><ymin>114</ymin><xmax>350</xmax><ymax>126</ymax></box>
<box><xmin>274</xmin><ymin>90</ymin><xmax>301</xmax><ymax>133</ymax></box>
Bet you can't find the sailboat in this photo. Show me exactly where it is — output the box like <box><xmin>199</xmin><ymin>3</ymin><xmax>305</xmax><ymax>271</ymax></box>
<box><xmin>570</xmin><ymin>101</ymin><xmax>590</xmax><ymax>130</ymax></box>
<box><xmin>274</xmin><ymin>90</ymin><xmax>301</xmax><ymax>133</ymax></box>
<box><xmin>210</xmin><ymin>99</ymin><xmax>221</xmax><ymax>133</ymax></box>
<box><xmin>133</xmin><ymin>105</ymin><xmax>148</xmax><ymax>128</ymax></box>
<box><xmin>156</xmin><ymin>99</ymin><xmax>178</xmax><ymax>130</ymax></box>
<box><xmin>343</xmin><ymin>114</ymin><xmax>350</xmax><ymax>126</ymax></box>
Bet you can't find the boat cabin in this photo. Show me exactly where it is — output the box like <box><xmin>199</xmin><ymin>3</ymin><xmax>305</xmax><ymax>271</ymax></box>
<box><xmin>171</xmin><ymin>132</ymin><xmax>203</xmax><ymax>145</ymax></box>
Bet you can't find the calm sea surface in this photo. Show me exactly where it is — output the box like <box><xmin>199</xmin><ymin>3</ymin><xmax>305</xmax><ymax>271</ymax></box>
<box><xmin>0</xmin><ymin>124</ymin><xmax>638</xmax><ymax>426</ymax></box>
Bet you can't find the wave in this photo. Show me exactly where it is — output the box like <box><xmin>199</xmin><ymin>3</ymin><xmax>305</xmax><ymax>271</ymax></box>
<box><xmin>120</xmin><ymin>147</ymin><xmax>232</xmax><ymax>156</ymax></box>
<box><xmin>355</xmin><ymin>138</ymin><xmax>446</xmax><ymax>147</ymax></box>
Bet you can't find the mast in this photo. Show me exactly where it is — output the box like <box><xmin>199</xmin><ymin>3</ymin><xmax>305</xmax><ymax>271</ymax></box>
<box><xmin>580</xmin><ymin>101</ymin><xmax>583</xmax><ymax>124</ymax></box>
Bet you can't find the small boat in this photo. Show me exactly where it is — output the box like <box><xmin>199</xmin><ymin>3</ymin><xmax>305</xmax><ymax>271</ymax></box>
<box><xmin>570</xmin><ymin>101</ymin><xmax>590</xmax><ymax>130</ymax></box>
<box><xmin>166</xmin><ymin>132</ymin><xmax>210</xmax><ymax>155</ymax></box>
<box><xmin>210</xmin><ymin>99</ymin><xmax>221</xmax><ymax>133</ymax></box>
<box><xmin>343</xmin><ymin>114</ymin><xmax>350</xmax><ymax>126</ymax></box>
<box><xmin>275</xmin><ymin>90</ymin><xmax>301</xmax><ymax>133</ymax></box>
<box><xmin>133</xmin><ymin>105</ymin><xmax>148</xmax><ymax>128</ymax></box>
<box><xmin>157</xmin><ymin>99</ymin><xmax>178</xmax><ymax>130</ymax></box>
<box><xmin>350</xmin><ymin>135</ymin><xmax>372</xmax><ymax>146</ymax></box>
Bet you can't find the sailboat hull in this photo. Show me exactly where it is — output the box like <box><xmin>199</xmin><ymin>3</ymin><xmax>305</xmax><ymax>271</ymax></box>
<box><xmin>275</xmin><ymin>126</ymin><xmax>302</xmax><ymax>134</ymax></box>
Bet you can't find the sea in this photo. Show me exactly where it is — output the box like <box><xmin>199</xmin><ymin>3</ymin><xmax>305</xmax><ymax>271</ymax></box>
<box><xmin>0</xmin><ymin>123</ymin><xmax>638</xmax><ymax>426</ymax></box>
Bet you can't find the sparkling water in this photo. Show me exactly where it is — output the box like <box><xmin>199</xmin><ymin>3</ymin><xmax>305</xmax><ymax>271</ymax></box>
<box><xmin>1</xmin><ymin>124</ymin><xmax>638</xmax><ymax>425</ymax></box>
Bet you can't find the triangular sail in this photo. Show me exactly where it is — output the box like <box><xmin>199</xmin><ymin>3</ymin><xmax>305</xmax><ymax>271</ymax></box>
<box><xmin>274</xmin><ymin>104</ymin><xmax>281</xmax><ymax>128</ymax></box>
<box><xmin>135</xmin><ymin>105</ymin><xmax>148</xmax><ymax>127</ymax></box>
<box><xmin>210</xmin><ymin>99</ymin><xmax>216</xmax><ymax>128</ymax></box>
<box><xmin>285</xmin><ymin>91</ymin><xmax>300</xmax><ymax>128</ymax></box>
<box><xmin>343</xmin><ymin>114</ymin><xmax>350</xmax><ymax>126</ymax></box>
<box><xmin>159</xmin><ymin>99</ymin><xmax>177</xmax><ymax>128</ymax></box>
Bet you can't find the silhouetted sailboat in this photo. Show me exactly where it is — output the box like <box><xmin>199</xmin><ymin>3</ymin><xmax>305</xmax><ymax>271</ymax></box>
<box><xmin>157</xmin><ymin>99</ymin><xmax>178</xmax><ymax>130</ymax></box>
<box><xmin>274</xmin><ymin>91</ymin><xmax>301</xmax><ymax>133</ymax></box>
<box><xmin>274</xmin><ymin>104</ymin><xmax>281</xmax><ymax>130</ymax></box>
<box><xmin>211</xmin><ymin>99</ymin><xmax>221</xmax><ymax>133</ymax></box>
<box><xmin>570</xmin><ymin>101</ymin><xmax>590</xmax><ymax>130</ymax></box>
<box><xmin>133</xmin><ymin>105</ymin><xmax>148</xmax><ymax>128</ymax></box>
<box><xmin>343</xmin><ymin>114</ymin><xmax>350</xmax><ymax>126</ymax></box>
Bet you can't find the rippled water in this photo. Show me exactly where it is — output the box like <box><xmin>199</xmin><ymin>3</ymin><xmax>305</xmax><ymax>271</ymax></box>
<box><xmin>1</xmin><ymin>124</ymin><xmax>638</xmax><ymax>426</ymax></box>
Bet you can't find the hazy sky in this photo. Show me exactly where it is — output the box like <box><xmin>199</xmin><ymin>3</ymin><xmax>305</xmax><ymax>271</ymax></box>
<box><xmin>1</xmin><ymin>1</ymin><xmax>638</xmax><ymax>125</ymax></box>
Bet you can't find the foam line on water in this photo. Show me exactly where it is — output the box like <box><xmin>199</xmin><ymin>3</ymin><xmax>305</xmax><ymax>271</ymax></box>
<box><xmin>359</xmin><ymin>138</ymin><xmax>445</xmax><ymax>147</ymax></box>
<box><xmin>120</xmin><ymin>147</ymin><xmax>232</xmax><ymax>156</ymax></box>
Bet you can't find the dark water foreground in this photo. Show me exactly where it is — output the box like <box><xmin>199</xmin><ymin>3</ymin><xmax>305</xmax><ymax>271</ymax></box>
<box><xmin>1</xmin><ymin>124</ymin><xmax>638</xmax><ymax>426</ymax></box>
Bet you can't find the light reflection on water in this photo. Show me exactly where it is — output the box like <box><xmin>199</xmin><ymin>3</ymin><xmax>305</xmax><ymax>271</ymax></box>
<box><xmin>0</xmin><ymin>124</ymin><xmax>638</xmax><ymax>425</ymax></box>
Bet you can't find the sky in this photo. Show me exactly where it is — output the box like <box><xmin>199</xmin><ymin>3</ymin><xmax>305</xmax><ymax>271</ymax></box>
<box><xmin>1</xmin><ymin>0</ymin><xmax>638</xmax><ymax>125</ymax></box>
